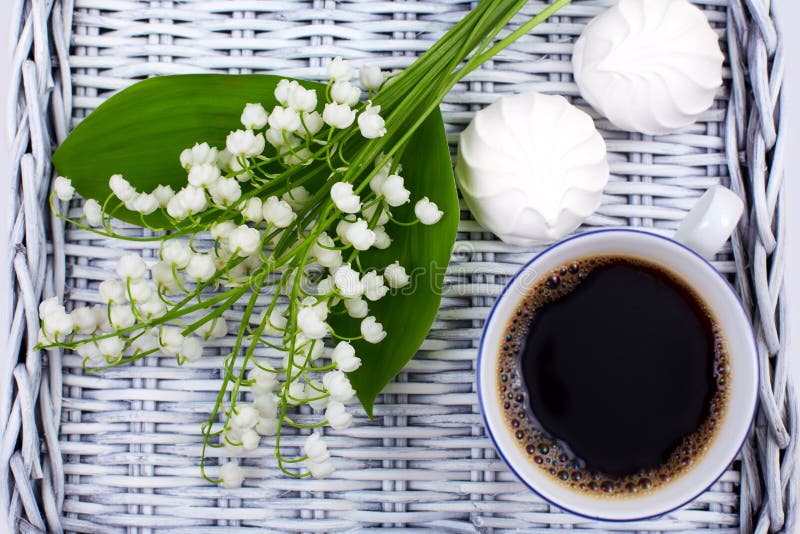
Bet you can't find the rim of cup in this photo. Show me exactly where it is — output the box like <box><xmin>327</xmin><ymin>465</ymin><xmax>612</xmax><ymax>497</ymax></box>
<box><xmin>477</xmin><ymin>228</ymin><xmax>759</xmax><ymax>521</ymax></box>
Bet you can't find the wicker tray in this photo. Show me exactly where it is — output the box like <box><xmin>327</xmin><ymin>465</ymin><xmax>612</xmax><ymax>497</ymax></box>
<box><xmin>6</xmin><ymin>0</ymin><xmax>796</xmax><ymax>532</ymax></box>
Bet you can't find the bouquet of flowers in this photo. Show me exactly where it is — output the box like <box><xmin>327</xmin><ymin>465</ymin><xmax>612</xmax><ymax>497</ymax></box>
<box><xmin>38</xmin><ymin>0</ymin><xmax>570</xmax><ymax>487</ymax></box>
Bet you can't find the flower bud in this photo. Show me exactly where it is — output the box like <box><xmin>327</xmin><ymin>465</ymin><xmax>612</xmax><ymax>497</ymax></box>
<box><xmin>322</xmin><ymin>102</ymin><xmax>356</xmax><ymax>129</ymax></box>
<box><xmin>325</xmin><ymin>401</ymin><xmax>353</xmax><ymax>430</ymax></box>
<box><xmin>240</xmin><ymin>102</ymin><xmax>268</xmax><ymax>129</ymax></box>
<box><xmin>330</xmin><ymin>182</ymin><xmax>361</xmax><ymax>213</ymax></box>
<box><xmin>415</xmin><ymin>197</ymin><xmax>444</xmax><ymax>225</ymax></box>
<box><xmin>359</xmin><ymin>65</ymin><xmax>386</xmax><ymax>91</ymax></box>
<box><xmin>83</xmin><ymin>199</ymin><xmax>103</xmax><ymax>226</ymax></box>
<box><xmin>384</xmin><ymin>261</ymin><xmax>410</xmax><ymax>289</ymax></box>
<box><xmin>53</xmin><ymin>176</ymin><xmax>75</xmax><ymax>201</ymax></box>
<box><xmin>327</xmin><ymin>56</ymin><xmax>354</xmax><ymax>82</ymax></box>
<box><xmin>360</xmin><ymin>316</ymin><xmax>387</xmax><ymax>344</ymax></box>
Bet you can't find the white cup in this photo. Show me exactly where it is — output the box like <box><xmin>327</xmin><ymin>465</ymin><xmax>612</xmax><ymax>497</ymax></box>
<box><xmin>477</xmin><ymin>228</ymin><xmax>758</xmax><ymax>521</ymax></box>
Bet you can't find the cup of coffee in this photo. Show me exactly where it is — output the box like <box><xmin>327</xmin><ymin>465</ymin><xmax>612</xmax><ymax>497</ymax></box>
<box><xmin>477</xmin><ymin>226</ymin><xmax>758</xmax><ymax>521</ymax></box>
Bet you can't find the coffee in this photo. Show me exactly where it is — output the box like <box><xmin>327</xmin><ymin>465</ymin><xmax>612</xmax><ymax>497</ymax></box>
<box><xmin>496</xmin><ymin>255</ymin><xmax>729</xmax><ymax>497</ymax></box>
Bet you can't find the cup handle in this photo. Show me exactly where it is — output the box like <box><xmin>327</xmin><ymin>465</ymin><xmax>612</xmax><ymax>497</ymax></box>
<box><xmin>673</xmin><ymin>185</ymin><xmax>744</xmax><ymax>260</ymax></box>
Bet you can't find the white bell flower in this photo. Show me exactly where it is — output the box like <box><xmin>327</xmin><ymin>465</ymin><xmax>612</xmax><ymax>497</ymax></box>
<box><xmin>223</xmin><ymin>427</ymin><xmax>243</xmax><ymax>455</ymax></box>
<box><xmin>109</xmin><ymin>174</ymin><xmax>136</xmax><ymax>202</ymax></box>
<box><xmin>131</xmin><ymin>331</ymin><xmax>159</xmax><ymax>353</ymax></box>
<box><xmin>384</xmin><ymin>261</ymin><xmax>410</xmax><ymax>289</ymax></box>
<box><xmin>228</xmin><ymin>225</ymin><xmax>261</xmax><ymax>257</ymax></box>
<box><xmin>344</xmin><ymin>219</ymin><xmax>376</xmax><ymax>251</ymax></box>
<box><xmin>309</xmin><ymin>459</ymin><xmax>335</xmax><ymax>479</ymax></box>
<box><xmin>312</xmin><ymin>232</ymin><xmax>342</xmax><ymax>269</ymax></box>
<box><xmin>262</xmin><ymin>196</ymin><xmax>296</xmax><ymax>228</ymax></box>
<box><xmin>92</xmin><ymin>304</ymin><xmax>113</xmax><ymax>332</ymax></box>
<box><xmin>248</xmin><ymin>366</ymin><xmax>278</xmax><ymax>395</ymax></box>
<box><xmin>116</xmin><ymin>253</ymin><xmax>146</xmax><ymax>280</ymax></box>
<box><xmin>209</xmin><ymin>177</ymin><xmax>241</xmax><ymax>207</ymax></box>
<box><xmin>372</xmin><ymin>226</ymin><xmax>391</xmax><ymax>250</ymax></box>
<box><xmin>330</xmin><ymin>182</ymin><xmax>361</xmax><ymax>213</ymax></box>
<box><xmin>231</xmin><ymin>404</ymin><xmax>259</xmax><ymax>430</ymax></box>
<box><xmin>333</xmin><ymin>264</ymin><xmax>364</xmax><ymax>298</ymax></box>
<box><xmin>362</xmin><ymin>202</ymin><xmax>389</xmax><ymax>226</ymax></box>
<box><xmin>381</xmin><ymin>174</ymin><xmax>410</xmax><ymax>207</ymax></box>
<box><xmin>298</xmin><ymin>111</ymin><xmax>324</xmax><ymax>136</ymax></box>
<box><xmin>268</xmin><ymin>106</ymin><xmax>302</xmax><ymax>132</ymax></box>
<box><xmin>196</xmin><ymin>317</ymin><xmax>228</xmax><ymax>340</ymax></box>
<box><xmin>178</xmin><ymin>336</ymin><xmax>204</xmax><ymax>362</ymax></box>
<box><xmin>150</xmin><ymin>261</ymin><xmax>181</xmax><ymax>294</ymax></box>
<box><xmin>184</xmin><ymin>185</ymin><xmax>210</xmax><ymax>214</ymax></box>
<box><xmin>77</xmin><ymin>342</ymin><xmax>105</xmax><ymax>366</ymax></box>
<box><xmin>295</xmin><ymin>333</ymin><xmax>325</xmax><ymax>361</ymax></box>
<box><xmin>304</xmin><ymin>432</ymin><xmax>331</xmax><ymax>463</ymax></box>
<box><xmin>306</xmin><ymin>379</ymin><xmax>329</xmax><ymax>410</ymax></box>
<box><xmin>240</xmin><ymin>102</ymin><xmax>269</xmax><ymax>130</ymax></box>
<box><xmin>53</xmin><ymin>176</ymin><xmax>75</xmax><ymax>201</ymax></box>
<box><xmin>70</xmin><ymin>306</ymin><xmax>97</xmax><ymax>334</ymax></box>
<box><xmin>357</xmin><ymin>102</ymin><xmax>386</xmax><ymax>139</ymax></box>
<box><xmin>210</xmin><ymin>221</ymin><xmax>236</xmax><ymax>241</ymax></box>
<box><xmin>97</xmin><ymin>336</ymin><xmax>125</xmax><ymax>359</ymax></box>
<box><xmin>38</xmin><ymin>297</ymin><xmax>63</xmax><ymax>320</ymax></box>
<box><xmin>219</xmin><ymin>461</ymin><xmax>245</xmax><ymax>488</ymax></box>
<box><xmin>180</xmin><ymin>142</ymin><xmax>218</xmax><ymax>169</ymax></box>
<box><xmin>360</xmin><ymin>271</ymin><xmax>388</xmax><ymax>302</ymax></box>
<box><xmin>226</xmin><ymin>129</ymin><xmax>265</xmax><ymax>157</ymax></box>
<box><xmin>359</xmin><ymin>65</ymin><xmax>387</xmax><ymax>91</ymax></box>
<box><xmin>166</xmin><ymin>195</ymin><xmax>188</xmax><ymax>220</ymax></box>
<box><xmin>265</xmin><ymin>127</ymin><xmax>295</xmax><ymax>148</ymax></box>
<box><xmin>287</xmin><ymin>381</ymin><xmax>308</xmax><ymax>405</ymax></box>
<box><xmin>316</xmin><ymin>275</ymin><xmax>335</xmax><ymax>297</ymax></box>
<box><xmin>255</xmin><ymin>417</ymin><xmax>279</xmax><ymax>436</ymax></box>
<box><xmin>161</xmin><ymin>240</ymin><xmax>191</xmax><ymax>269</ymax></box>
<box><xmin>152</xmin><ymin>185</ymin><xmax>175</xmax><ymax>208</ymax></box>
<box><xmin>254</xmin><ymin>392</ymin><xmax>277</xmax><ymax>417</ymax></box>
<box><xmin>297</xmin><ymin>305</ymin><xmax>328</xmax><ymax>339</ymax></box>
<box><xmin>260</xmin><ymin>307</ymin><xmax>287</xmax><ymax>336</ymax></box>
<box><xmin>42</xmin><ymin>310</ymin><xmax>74</xmax><ymax>341</ymax></box>
<box><xmin>138</xmin><ymin>295</ymin><xmax>167</xmax><ymax>319</ymax></box>
<box><xmin>186</xmin><ymin>253</ymin><xmax>216</xmax><ymax>282</ymax></box>
<box><xmin>344</xmin><ymin>297</ymin><xmax>368</xmax><ymax>318</ymax></box>
<box><xmin>322</xmin><ymin>102</ymin><xmax>356</xmax><ymax>129</ymax></box>
<box><xmin>330</xmin><ymin>81</ymin><xmax>360</xmax><ymax>106</ymax></box>
<box><xmin>327</xmin><ymin>56</ymin><xmax>354</xmax><ymax>82</ymax></box>
<box><xmin>240</xmin><ymin>428</ymin><xmax>260</xmax><ymax>451</ymax></box>
<box><xmin>133</xmin><ymin>193</ymin><xmax>159</xmax><ymax>215</ymax></box>
<box><xmin>99</xmin><ymin>279</ymin><xmax>127</xmax><ymax>303</ymax></box>
<box><xmin>281</xmin><ymin>186</ymin><xmax>310</xmax><ymax>210</ymax></box>
<box><xmin>128</xmin><ymin>279</ymin><xmax>153</xmax><ymax>302</ymax></box>
<box><xmin>241</xmin><ymin>197</ymin><xmax>263</xmax><ymax>223</ymax></box>
<box><xmin>159</xmin><ymin>326</ymin><xmax>185</xmax><ymax>355</ymax></box>
<box><xmin>82</xmin><ymin>199</ymin><xmax>103</xmax><ymax>226</ymax></box>
<box><xmin>188</xmin><ymin>163</ymin><xmax>221</xmax><ymax>188</ymax></box>
<box><xmin>361</xmin><ymin>316</ymin><xmax>387</xmax><ymax>344</ymax></box>
<box><xmin>109</xmin><ymin>305</ymin><xmax>135</xmax><ymax>329</ymax></box>
<box><xmin>322</xmin><ymin>370</ymin><xmax>355</xmax><ymax>403</ymax></box>
<box><xmin>336</xmin><ymin>219</ymin><xmax>352</xmax><ymax>245</ymax></box>
<box><xmin>415</xmin><ymin>197</ymin><xmax>444</xmax><ymax>225</ymax></box>
<box><xmin>325</xmin><ymin>401</ymin><xmax>353</xmax><ymax>430</ymax></box>
<box><xmin>287</xmin><ymin>86</ymin><xmax>318</xmax><ymax>113</ymax></box>
<box><xmin>331</xmin><ymin>341</ymin><xmax>361</xmax><ymax>372</ymax></box>
<box><xmin>274</xmin><ymin>79</ymin><xmax>300</xmax><ymax>106</ymax></box>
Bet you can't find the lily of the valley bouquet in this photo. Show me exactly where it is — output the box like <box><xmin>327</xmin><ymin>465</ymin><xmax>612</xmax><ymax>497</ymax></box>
<box><xmin>39</xmin><ymin>0</ymin><xmax>569</xmax><ymax>487</ymax></box>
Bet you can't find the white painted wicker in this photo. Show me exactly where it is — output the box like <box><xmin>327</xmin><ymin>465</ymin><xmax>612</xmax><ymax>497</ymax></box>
<box><xmin>5</xmin><ymin>0</ymin><xmax>796</xmax><ymax>532</ymax></box>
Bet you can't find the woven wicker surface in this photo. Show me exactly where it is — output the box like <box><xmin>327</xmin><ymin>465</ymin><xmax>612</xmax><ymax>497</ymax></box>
<box><xmin>6</xmin><ymin>0</ymin><xmax>796</xmax><ymax>532</ymax></box>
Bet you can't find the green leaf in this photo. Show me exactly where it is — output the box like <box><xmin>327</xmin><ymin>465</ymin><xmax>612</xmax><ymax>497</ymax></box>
<box><xmin>53</xmin><ymin>75</ymin><xmax>324</xmax><ymax>227</ymax></box>
<box><xmin>52</xmin><ymin>74</ymin><xmax>458</xmax><ymax>419</ymax></box>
